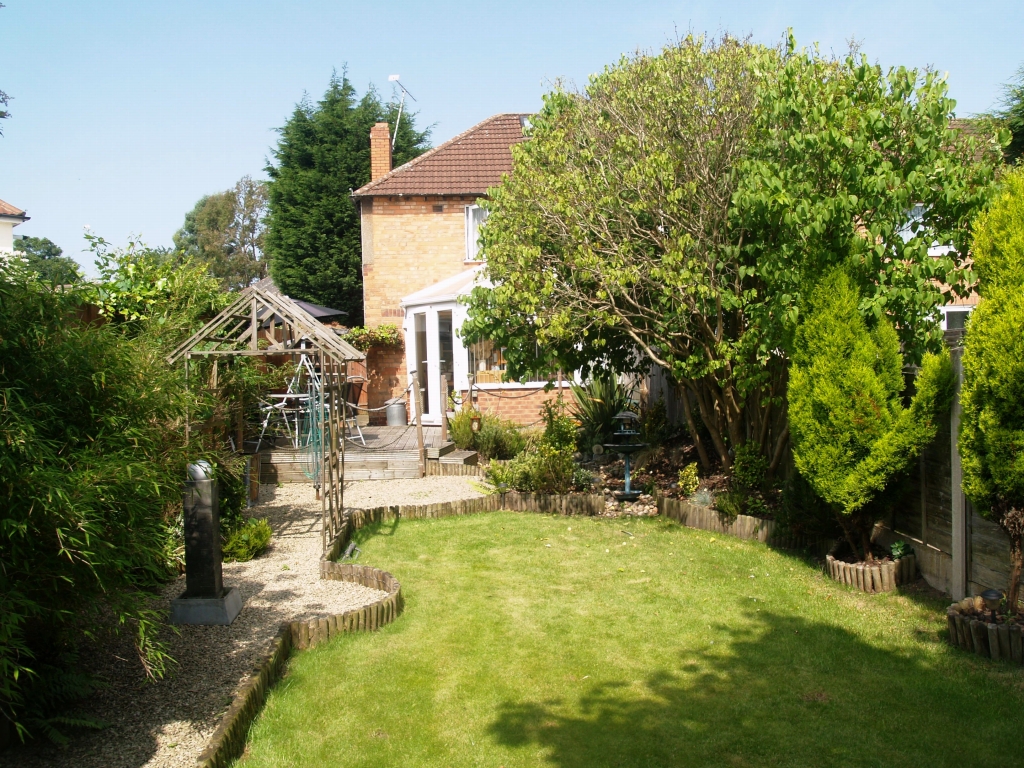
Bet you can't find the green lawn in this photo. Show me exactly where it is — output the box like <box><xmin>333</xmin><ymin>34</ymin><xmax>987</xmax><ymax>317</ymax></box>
<box><xmin>240</xmin><ymin>512</ymin><xmax>1023</xmax><ymax>767</ymax></box>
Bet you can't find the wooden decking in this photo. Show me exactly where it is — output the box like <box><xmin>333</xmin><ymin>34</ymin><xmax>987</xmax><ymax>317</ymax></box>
<box><xmin>344</xmin><ymin>425</ymin><xmax>451</xmax><ymax>458</ymax></box>
<box><xmin>260</xmin><ymin>426</ymin><xmax>474</xmax><ymax>482</ymax></box>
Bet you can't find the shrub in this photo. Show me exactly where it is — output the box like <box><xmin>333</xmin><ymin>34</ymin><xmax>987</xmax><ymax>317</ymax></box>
<box><xmin>449</xmin><ymin>409</ymin><xmax>525</xmax><ymax>460</ymax></box>
<box><xmin>570</xmin><ymin>374</ymin><xmax>632</xmax><ymax>451</ymax></box>
<box><xmin>342</xmin><ymin>324</ymin><xmax>403</xmax><ymax>352</ymax></box>
<box><xmin>0</xmin><ymin>276</ymin><xmax>190</xmax><ymax>740</ymax></box>
<box><xmin>486</xmin><ymin>402</ymin><xmax>587</xmax><ymax>493</ymax></box>
<box><xmin>678</xmin><ymin>463</ymin><xmax>700</xmax><ymax>496</ymax></box>
<box><xmin>959</xmin><ymin>166</ymin><xmax>1024</xmax><ymax>609</ymax></box>
<box><xmin>222</xmin><ymin>518</ymin><xmax>273</xmax><ymax>562</ymax></box>
<box><xmin>640</xmin><ymin>398</ymin><xmax>674</xmax><ymax>447</ymax></box>
<box><xmin>789</xmin><ymin>269</ymin><xmax>953</xmax><ymax>561</ymax></box>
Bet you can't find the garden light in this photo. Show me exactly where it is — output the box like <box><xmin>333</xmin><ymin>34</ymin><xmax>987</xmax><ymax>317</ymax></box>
<box><xmin>471</xmin><ymin>414</ymin><xmax>481</xmax><ymax>433</ymax></box>
<box><xmin>982</xmin><ymin>588</ymin><xmax>1002</xmax><ymax>621</ymax></box>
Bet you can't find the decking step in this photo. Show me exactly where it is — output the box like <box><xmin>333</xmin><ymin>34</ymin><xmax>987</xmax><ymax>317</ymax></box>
<box><xmin>439</xmin><ymin>449</ymin><xmax>479</xmax><ymax>466</ymax></box>
<box><xmin>426</xmin><ymin>442</ymin><xmax>456</xmax><ymax>459</ymax></box>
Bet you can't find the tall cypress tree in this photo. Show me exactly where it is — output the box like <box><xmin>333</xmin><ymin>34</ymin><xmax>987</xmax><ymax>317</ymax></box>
<box><xmin>265</xmin><ymin>73</ymin><xmax>430</xmax><ymax>323</ymax></box>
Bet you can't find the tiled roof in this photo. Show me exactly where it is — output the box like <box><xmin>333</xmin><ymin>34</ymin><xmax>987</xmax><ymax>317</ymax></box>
<box><xmin>352</xmin><ymin>114</ymin><xmax>529</xmax><ymax>198</ymax></box>
<box><xmin>0</xmin><ymin>198</ymin><xmax>27</xmax><ymax>218</ymax></box>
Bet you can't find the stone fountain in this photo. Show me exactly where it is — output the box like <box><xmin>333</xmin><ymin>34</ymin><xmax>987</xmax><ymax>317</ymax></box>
<box><xmin>604</xmin><ymin>411</ymin><xmax>648</xmax><ymax>502</ymax></box>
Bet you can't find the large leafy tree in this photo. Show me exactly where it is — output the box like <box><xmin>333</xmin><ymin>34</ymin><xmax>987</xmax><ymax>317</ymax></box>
<box><xmin>13</xmin><ymin>237</ymin><xmax>81</xmax><ymax>284</ymax></box>
<box><xmin>464</xmin><ymin>34</ymin><xmax>998</xmax><ymax>471</ymax></box>
<box><xmin>265</xmin><ymin>73</ymin><xmax>430</xmax><ymax>323</ymax></box>
<box><xmin>960</xmin><ymin>167</ymin><xmax>1024</xmax><ymax>610</ymax></box>
<box><xmin>789</xmin><ymin>269</ymin><xmax>953</xmax><ymax>561</ymax></box>
<box><xmin>173</xmin><ymin>175</ymin><xmax>269</xmax><ymax>291</ymax></box>
<box><xmin>994</xmin><ymin>65</ymin><xmax>1024</xmax><ymax>164</ymax></box>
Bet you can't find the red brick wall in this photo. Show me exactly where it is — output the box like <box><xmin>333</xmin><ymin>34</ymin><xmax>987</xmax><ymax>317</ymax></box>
<box><xmin>460</xmin><ymin>385</ymin><xmax>571</xmax><ymax>427</ymax></box>
<box><xmin>366</xmin><ymin>346</ymin><xmax>408</xmax><ymax>425</ymax></box>
<box><xmin>360</xmin><ymin>194</ymin><xmax>483</xmax><ymax>329</ymax></box>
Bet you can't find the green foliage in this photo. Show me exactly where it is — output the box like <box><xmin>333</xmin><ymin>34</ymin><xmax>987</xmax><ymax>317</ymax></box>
<box><xmin>678</xmin><ymin>463</ymin><xmax>700</xmax><ymax>496</ymax></box>
<box><xmin>13</xmin><ymin>237</ymin><xmax>82</xmax><ymax>284</ymax></box>
<box><xmin>464</xmin><ymin>33</ymin><xmax>998</xmax><ymax>470</ymax></box>
<box><xmin>486</xmin><ymin>402</ymin><xmax>587</xmax><ymax>493</ymax></box>
<box><xmin>449</xmin><ymin>410</ymin><xmax>526</xmax><ymax>460</ymax></box>
<box><xmin>994</xmin><ymin>64</ymin><xmax>1024</xmax><ymax>164</ymax></box>
<box><xmin>222</xmin><ymin>518</ymin><xmax>273</xmax><ymax>563</ymax></box>
<box><xmin>173</xmin><ymin>176</ymin><xmax>269</xmax><ymax>291</ymax></box>
<box><xmin>265</xmin><ymin>73</ymin><xmax>430</xmax><ymax>323</ymax></box>
<box><xmin>85</xmin><ymin>233</ymin><xmax>228</xmax><ymax>343</ymax></box>
<box><xmin>891</xmin><ymin>540</ymin><xmax>912</xmax><ymax>560</ymax></box>
<box><xmin>569</xmin><ymin>374</ymin><xmax>632</xmax><ymax>451</ymax></box>
<box><xmin>342</xmin><ymin>324</ymin><xmax>403</xmax><ymax>352</ymax></box>
<box><xmin>789</xmin><ymin>270</ymin><xmax>954</xmax><ymax>557</ymax></box>
<box><xmin>731</xmin><ymin>443</ymin><xmax>769</xmax><ymax>497</ymax></box>
<box><xmin>0</xmin><ymin>270</ymin><xmax>191</xmax><ymax>739</ymax></box>
<box><xmin>540</xmin><ymin>399</ymin><xmax>578</xmax><ymax>451</ymax></box>
<box><xmin>959</xmin><ymin>167</ymin><xmax>1024</xmax><ymax>604</ymax></box>
<box><xmin>639</xmin><ymin>399</ymin><xmax>673</xmax><ymax>447</ymax></box>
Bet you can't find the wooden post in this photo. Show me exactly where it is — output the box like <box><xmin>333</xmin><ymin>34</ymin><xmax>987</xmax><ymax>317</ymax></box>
<box><xmin>413</xmin><ymin>370</ymin><xmax>426</xmax><ymax>478</ymax></box>
<box><xmin>440</xmin><ymin>376</ymin><xmax>449</xmax><ymax>444</ymax></box>
<box><xmin>950</xmin><ymin>339</ymin><xmax>968</xmax><ymax>601</ymax></box>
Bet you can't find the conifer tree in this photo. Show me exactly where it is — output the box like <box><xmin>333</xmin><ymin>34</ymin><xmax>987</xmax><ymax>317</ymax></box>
<box><xmin>789</xmin><ymin>269</ymin><xmax>954</xmax><ymax>560</ymax></box>
<box><xmin>265</xmin><ymin>74</ymin><xmax>429</xmax><ymax>322</ymax></box>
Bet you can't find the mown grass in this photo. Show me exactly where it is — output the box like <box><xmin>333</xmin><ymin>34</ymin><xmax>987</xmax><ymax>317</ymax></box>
<box><xmin>240</xmin><ymin>512</ymin><xmax>1024</xmax><ymax>767</ymax></box>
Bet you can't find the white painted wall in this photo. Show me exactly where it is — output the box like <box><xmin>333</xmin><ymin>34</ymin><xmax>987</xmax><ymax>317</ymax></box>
<box><xmin>0</xmin><ymin>219</ymin><xmax>15</xmax><ymax>253</ymax></box>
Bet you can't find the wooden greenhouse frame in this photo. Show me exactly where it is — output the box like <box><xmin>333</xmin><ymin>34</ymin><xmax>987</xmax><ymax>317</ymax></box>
<box><xmin>168</xmin><ymin>286</ymin><xmax>365</xmax><ymax>552</ymax></box>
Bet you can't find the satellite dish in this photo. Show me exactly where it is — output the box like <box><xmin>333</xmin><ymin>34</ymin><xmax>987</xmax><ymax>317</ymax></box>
<box><xmin>388</xmin><ymin>74</ymin><xmax>400</xmax><ymax>82</ymax></box>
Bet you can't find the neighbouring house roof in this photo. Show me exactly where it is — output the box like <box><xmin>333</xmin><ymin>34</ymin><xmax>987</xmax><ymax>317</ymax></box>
<box><xmin>401</xmin><ymin>265</ymin><xmax>488</xmax><ymax>309</ymax></box>
<box><xmin>254</xmin><ymin>276</ymin><xmax>348</xmax><ymax>320</ymax></box>
<box><xmin>352</xmin><ymin>114</ymin><xmax>530</xmax><ymax>198</ymax></box>
<box><xmin>0</xmin><ymin>198</ymin><xmax>29</xmax><ymax>221</ymax></box>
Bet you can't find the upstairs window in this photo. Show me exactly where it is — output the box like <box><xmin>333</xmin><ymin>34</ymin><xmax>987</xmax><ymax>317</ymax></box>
<box><xmin>465</xmin><ymin>204</ymin><xmax>488</xmax><ymax>261</ymax></box>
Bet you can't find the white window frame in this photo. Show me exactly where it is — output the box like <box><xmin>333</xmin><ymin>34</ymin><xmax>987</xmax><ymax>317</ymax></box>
<box><xmin>465</xmin><ymin>204</ymin><xmax>488</xmax><ymax>262</ymax></box>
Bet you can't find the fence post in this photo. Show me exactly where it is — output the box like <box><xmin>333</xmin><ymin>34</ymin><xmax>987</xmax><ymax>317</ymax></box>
<box><xmin>412</xmin><ymin>370</ymin><xmax>426</xmax><ymax>478</ymax></box>
<box><xmin>950</xmin><ymin>337</ymin><xmax>969</xmax><ymax>601</ymax></box>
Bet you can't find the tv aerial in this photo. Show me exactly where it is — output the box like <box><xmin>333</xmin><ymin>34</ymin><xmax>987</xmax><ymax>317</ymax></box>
<box><xmin>388</xmin><ymin>75</ymin><xmax>417</xmax><ymax>151</ymax></box>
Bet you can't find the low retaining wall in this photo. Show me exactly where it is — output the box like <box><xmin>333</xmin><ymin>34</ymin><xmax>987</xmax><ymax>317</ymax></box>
<box><xmin>947</xmin><ymin>598</ymin><xmax>1024</xmax><ymax>665</ymax></box>
<box><xmin>425</xmin><ymin>461</ymin><xmax>488</xmax><ymax>477</ymax></box>
<box><xmin>825</xmin><ymin>554</ymin><xmax>916</xmax><ymax>594</ymax></box>
<box><xmin>658</xmin><ymin>497</ymin><xmax>833</xmax><ymax>554</ymax></box>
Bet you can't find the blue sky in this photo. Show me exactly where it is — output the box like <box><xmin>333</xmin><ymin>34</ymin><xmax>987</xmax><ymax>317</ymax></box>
<box><xmin>2</xmin><ymin>1</ymin><xmax>1022</xmax><ymax>274</ymax></box>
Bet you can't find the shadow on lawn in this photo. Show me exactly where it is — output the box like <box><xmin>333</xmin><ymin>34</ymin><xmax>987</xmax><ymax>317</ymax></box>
<box><xmin>488</xmin><ymin>609</ymin><xmax>1019</xmax><ymax>768</ymax></box>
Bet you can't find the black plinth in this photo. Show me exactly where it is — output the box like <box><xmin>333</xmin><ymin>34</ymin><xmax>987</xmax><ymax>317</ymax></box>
<box><xmin>183</xmin><ymin>477</ymin><xmax>223</xmax><ymax>599</ymax></box>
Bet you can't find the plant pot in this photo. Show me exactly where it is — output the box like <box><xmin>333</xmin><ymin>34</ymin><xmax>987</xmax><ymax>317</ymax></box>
<box><xmin>947</xmin><ymin>599</ymin><xmax>1024</xmax><ymax>665</ymax></box>
<box><xmin>824</xmin><ymin>553</ymin><xmax>915</xmax><ymax>594</ymax></box>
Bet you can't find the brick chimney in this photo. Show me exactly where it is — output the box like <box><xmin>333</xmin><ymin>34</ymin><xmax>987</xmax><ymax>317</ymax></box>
<box><xmin>370</xmin><ymin>122</ymin><xmax>392</xmax><ymax>181</ymax></box>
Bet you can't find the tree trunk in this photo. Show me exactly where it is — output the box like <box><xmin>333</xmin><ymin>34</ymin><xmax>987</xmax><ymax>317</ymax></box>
<box><xmin>1008</xmin><ymin>536</ymin><xmax>1022</xmax><ymax>615</ymax></box>
<box><xmin>836</xmin><ymin>512</ymin><xmax>862</xmax><ymax>562</ymax></box>
<box><xmin>999</xmin><ymin>506</ymin><xmax>1024</xmax><ymax>615</ymax></box>
<box><xmin>679</xmin><ymin>386</ymin><xmax>712</xmax><ymax>472</ymax></box>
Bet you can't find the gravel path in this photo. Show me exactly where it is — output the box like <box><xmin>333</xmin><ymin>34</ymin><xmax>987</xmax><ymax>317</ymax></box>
<box><xmin>343</xmin><ymin>475</ymin><xmax>487</xmax><ymax>508</ymax></box>
<box><xmin>2</xmin><ymin>483</ymin><xmax>391</xmax><ymax>768</ymax></box>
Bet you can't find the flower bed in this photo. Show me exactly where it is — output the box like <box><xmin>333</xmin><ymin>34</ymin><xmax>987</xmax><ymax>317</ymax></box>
<box><xmin>825</xmin><ymin>554</ymin><xmax>915</xmax><ymax>594</ymax></box>
<box><xmin>946</xmin><ymin>596</ymin><xmax>1024</xmax><ymax>665</ymax></box>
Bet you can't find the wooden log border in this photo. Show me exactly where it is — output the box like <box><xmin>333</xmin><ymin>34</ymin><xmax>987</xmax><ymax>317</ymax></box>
<box><xmin>196</xmin><ymin>566</ymin><xmax>402</xmax><ymax>768</ymax></box>
<box><xmin>658</xmin><ymin>497</ymin><xmax>834</xmax><ymax>555</ymax></box>
<box><xmin>823</xmin><ymin>554</ymin><xmax>915</xmax><ymax>594</ymax></box>
<box><xmin>945</xmin><ymin>601</ymin><xmax>1024</xmax><ymax>666</ymax></box>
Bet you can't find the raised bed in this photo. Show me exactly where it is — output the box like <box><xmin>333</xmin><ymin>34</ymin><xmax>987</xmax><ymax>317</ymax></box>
<box><xmin>946</xmin><ymin>596</ymin><xmax>1024</xmax><ymax>665</ymax></box>
<box><xmin>825</xmin><ymin>554</ymin><xmax>915</xmax><ymax>594</ymax></box>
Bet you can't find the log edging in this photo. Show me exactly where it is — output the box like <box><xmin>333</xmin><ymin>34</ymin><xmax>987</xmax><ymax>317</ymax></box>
<box><xmin>196</xmin><ymin>564</ymin><xmax>402</xmax><ymax>768</ymax></box>
<box><xmin>657</xmin><ymin>497</ymin><xmax>834</xmax><ymax>554</ymax></box>
<box><xmin>824</xmin><ymin>553</ymin><xmax>915</xmax><ymax>594</ymax></box>
<box><xmin>946</xmin><ymin>598</ymin><xmax>1024</xmax><ymax>665</ymax></box>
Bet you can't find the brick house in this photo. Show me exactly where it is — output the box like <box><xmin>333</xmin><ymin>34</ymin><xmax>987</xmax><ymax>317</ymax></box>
<box><xmin>352</xmin><ymin>114</ymin><xmax>569</xmax><ymax>426</ymax></box>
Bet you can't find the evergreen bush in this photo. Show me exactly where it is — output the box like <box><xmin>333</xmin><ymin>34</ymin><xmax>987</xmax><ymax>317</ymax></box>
<box><xmin>959</xmin><ymin>167</ymin><xmax>1024</xmax><ymax>609</ymax></box>
<box><xmin>789</xmin><ymin>269</ymin><xmax>953</xmax><ymax>561</ymax></box>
